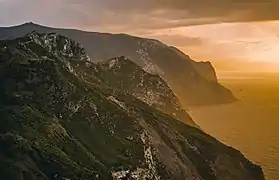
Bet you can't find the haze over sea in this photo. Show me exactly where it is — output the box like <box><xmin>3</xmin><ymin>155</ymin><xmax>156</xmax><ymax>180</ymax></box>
<box><xmin>190</xmin><ymin>71</ymin><xmax>279</xmax><ymax>180</ymax></box>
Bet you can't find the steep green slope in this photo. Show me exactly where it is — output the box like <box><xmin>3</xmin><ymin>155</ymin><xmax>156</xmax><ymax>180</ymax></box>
<box><xmin>0</xmin><ymin>32</ymin><xmax>264</xmax><ymax>180</ymax></box>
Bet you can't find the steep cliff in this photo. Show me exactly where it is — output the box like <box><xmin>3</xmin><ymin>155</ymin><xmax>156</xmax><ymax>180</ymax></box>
<box><xmin>169</xmin><ymin>46</ymin><xmax>218</xmax><ymax>82</ymax></box>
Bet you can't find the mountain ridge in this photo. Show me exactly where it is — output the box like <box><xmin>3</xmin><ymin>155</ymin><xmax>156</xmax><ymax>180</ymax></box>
<box><xmin>0</xmin><ymin>22</ymin><xmax>236</xmax><ymax>107</ymax></box>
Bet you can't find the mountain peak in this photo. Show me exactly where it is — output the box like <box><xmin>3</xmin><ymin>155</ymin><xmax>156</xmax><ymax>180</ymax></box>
<box><xmin>15</xmin><ymin>22</ymin><xmax>41</xmax><ymax>28</ymax></box>
<box><xmin>25</xmin><ymin>21</ymin><xmax>35</xmax><ymax>25</ymax></box>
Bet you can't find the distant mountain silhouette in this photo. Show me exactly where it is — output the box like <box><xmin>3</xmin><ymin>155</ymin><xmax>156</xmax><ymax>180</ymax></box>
<box><xmin>0</xmin><ymin>22</ymin><xmax>236</xmax><ymax>107</ymax></box>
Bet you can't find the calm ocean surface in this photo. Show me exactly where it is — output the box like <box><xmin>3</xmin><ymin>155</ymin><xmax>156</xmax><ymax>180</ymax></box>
<box><xmin>190</xmin><ymin>73</ymin><xmax>279</xmax><ymax>180</ymax></box>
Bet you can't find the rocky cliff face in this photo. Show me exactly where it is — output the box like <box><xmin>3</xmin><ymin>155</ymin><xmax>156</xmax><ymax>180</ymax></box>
<box><xmin>68</xmin><ymin>56</ymin><xmax>196</xmax><ymax>126</ymax></box>
<box><xmin>0</xmin><ymin>32</ymin><xmax>264</xmax><ymax>180</ymax></box>
<box><xmin>0</xmin><ymin>22</ymin><xmax>236</xmax><ymax>107</ymax></box>
<box><xmin>95</xmin><ymin>56</ymin><xmax>194</xmax><ymax>126</ymax></box>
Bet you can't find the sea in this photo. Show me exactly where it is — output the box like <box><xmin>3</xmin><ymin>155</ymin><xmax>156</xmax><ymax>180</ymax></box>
<box><xmin>189</xmin><ymin>72</ymin><xmax>279</xmax><ymax>180</ymax></box>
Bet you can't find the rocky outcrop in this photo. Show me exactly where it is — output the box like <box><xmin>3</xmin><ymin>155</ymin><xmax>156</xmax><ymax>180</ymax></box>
<box><xmin>0</xmin><ymin>32</ymin><xmax>264</xmax><ymax>180</ymax></box>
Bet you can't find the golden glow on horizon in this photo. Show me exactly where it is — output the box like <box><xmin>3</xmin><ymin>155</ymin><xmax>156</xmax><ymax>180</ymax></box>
<box><xmin>145</xmin><ymin>21</ymin><xmax>279</xmax><ymax>72</ymax></box>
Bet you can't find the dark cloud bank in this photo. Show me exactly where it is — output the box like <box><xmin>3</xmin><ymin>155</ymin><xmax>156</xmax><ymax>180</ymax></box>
<box><xmin>1</xmin><ymin>0</ymin><xmax>279</xmax><ymax>31</ymax></box>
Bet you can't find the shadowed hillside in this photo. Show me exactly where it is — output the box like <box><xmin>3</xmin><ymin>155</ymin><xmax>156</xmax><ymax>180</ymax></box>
<box><xmin>0</xmin><ymin>32</ymin><xmax>263</xmax><ymax>180</ymax></box>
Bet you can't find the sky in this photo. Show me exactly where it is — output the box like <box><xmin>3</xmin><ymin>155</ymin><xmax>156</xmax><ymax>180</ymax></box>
<box><xmin>1</xmin><ymin>0</ymin><xmax>279</xmax><ymax>72</ymax></box>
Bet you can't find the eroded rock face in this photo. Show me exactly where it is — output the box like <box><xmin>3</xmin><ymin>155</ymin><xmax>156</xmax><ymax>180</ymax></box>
<box><xmin>27</xmin><ymin>31</ymin><xmax>90</xmax><ymax>61</ymax></box>
<box><xmin>81</xmin><ymin>56</ymin><xmax>194</xmax><ymax>126</ymax></box>
<box><xmin>0</xmin><ymin>32</ymin><xmax>264</xmax><ymax>180</ymax></box>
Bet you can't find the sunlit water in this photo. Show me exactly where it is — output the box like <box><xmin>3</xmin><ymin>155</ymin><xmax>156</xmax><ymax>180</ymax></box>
<box><xmin>189</xmin><ymin>73</ymin><xmax>279</xmax><ymax>180</ymax></box>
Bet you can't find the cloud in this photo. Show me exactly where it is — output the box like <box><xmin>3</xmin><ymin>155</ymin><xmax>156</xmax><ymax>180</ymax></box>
<box><xmin>71</xmin><ymin>0</ymin><xmax>279</xmax><ymax>28</ymax></box>
<box><xmin>1</xmin><ymin>0</ymin><xmax>279</xmax><ymax>32</ymax></box>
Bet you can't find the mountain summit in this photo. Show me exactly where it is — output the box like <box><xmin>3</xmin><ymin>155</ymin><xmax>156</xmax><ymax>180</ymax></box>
<box><xmin>0</xmin><ymin>22</ymin><xmax>236</xmax><ymax>107</ymax></box>
<box><xmin>0</xmin><ymin>32</ymin><xmax>263</xmax><ymax>180</ymax></box>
